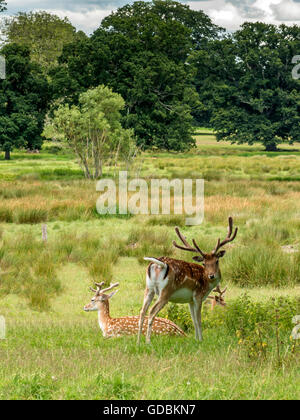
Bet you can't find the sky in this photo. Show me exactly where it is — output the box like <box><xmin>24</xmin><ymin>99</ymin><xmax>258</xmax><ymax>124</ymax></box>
<box><xmin>2</xmin><ymin>0</ymin><xmax>300</xmax><ymax>33</ymax></box>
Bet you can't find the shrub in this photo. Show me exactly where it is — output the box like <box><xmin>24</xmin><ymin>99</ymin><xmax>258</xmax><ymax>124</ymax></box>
<box><xmin>14</xmin><ymin>208</ymin><xmax>48</xmax><ymax>224</ymax></box>
<box><xmin>224</xmin><ymin>244</ymin><xmax>300</xmax><ymax>287</ymax></box>
<box><xmin>146</xmin><ymin>215</ymin><xmax>185</xmax><ymax>227</ymax></box>
<box><xmin>164</xmin><ymin>294</ymin><xmax>300</xmax><ymax>361</ymax></box>
<box><xmin>42</xmin><ymin>141</ymin><xmax>64</xmax><ymax>154</ymax></box>
<box><xmin>124</xmin><ymin>227</ymin><xmax>174</xmax><ymax>264</ymax></box>
<box><xmin>0</xmin><ymin>208</ymin><xmax>13</xmax><ymax>223</ymax></box>
<box><xmin>0</xmin><ymin>233</ymin><xmax>62</xmax><ymax>310</ymax></box>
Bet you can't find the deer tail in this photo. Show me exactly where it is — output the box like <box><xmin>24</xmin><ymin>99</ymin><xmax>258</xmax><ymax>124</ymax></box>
<box><xmin>143</xmin><ymin>257</ymin><xmax>167</xmax><ymax>269</ymax></box>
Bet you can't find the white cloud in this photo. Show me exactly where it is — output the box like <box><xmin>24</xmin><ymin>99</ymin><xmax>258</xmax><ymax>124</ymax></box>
<box><xmin>187</xmin><ymin>0</ymin><xmax>300</xmax><ymax>30</ymax></box>
<box><xmin>45</xmin><ymin>8</ymin><xmax>112</xmax><ymax>33</ymax></box>
<box><xmin>270</xmin><ymin>0</ymin><xmax>300</xmax><ymax>20</ymax></box>
<box><xmin>3</xmin><ymin>0</ymin><xmax>300</xmax><ymax>33</ymax></box>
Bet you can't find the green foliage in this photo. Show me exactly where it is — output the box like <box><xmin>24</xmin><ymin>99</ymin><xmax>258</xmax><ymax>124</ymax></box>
<box><xmin>94</xmin><ymin>374</ymin><xmax>137</xmax><ymax>400</ymax></box>
<box><xmin>54</xmin><ymin>1</ymin><xmax>221</xmax><ymax>151</ymax></box>
<box><xmin>0</xmin><ymin>44</ymin><xmax>50</xmax><ymax>159</ymax></box>
<box><xmin>44</xmin><ymin>85</ymin><xmax>136</xmax><ymax>179</ymax></box>
<box><xmin>195</xmin><ymin>23</ymin><xmax>300</xmax><ymax>150</ymax></box>
<box><xmin>5</xmin><ymin>374</ymin><xmax>57</xmax><ymax>400</ymax></box>
<box><xmin>14</xmin><ymin>208</ymin><xmax>48</xmax><ymax>224</ymax></box>
<box><xmin>124</xmin><ymin>226</ymin><xmax>174</xmax><ymax>263</ymax></box>
<box><xmin>2</xmin><ymin>11</ymin><xmax>80</xmax><ymax>70</ymax></box>
<box><xmin>42</xmin><ymin>141</ymin><xmax>65</xmax><ymax>154</ymax></box>
<box><xmin>224</xmin><ymin>244</ymin><xmax>300</xmax><ymax>287</ymax></box>
<box><xmin>165</xmin><ymin>295</ymin><xmax>300</xmax><ymax>362</ymax></box>
<box><xmin>229</xmin><ymin>295</ymin><xmax>299</xmax><ymax>362</ymax></box>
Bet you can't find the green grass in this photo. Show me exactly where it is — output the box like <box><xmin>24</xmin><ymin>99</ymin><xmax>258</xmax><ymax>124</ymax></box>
<box><xmin>0</xmin><ymin>136</ymin><xmax>300</xmax><ymax>400</ymax></box>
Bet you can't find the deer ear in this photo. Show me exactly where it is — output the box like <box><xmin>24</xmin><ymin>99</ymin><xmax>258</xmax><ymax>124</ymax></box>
<box><xmin>216</xmin><ymin>250</ymin><xmax>226</xmax><ymax>258</ymax></box>
<box><xmin>193</xmin><ymin>255</ymin><xmax>204</xmax><ymax>262</ymax></box>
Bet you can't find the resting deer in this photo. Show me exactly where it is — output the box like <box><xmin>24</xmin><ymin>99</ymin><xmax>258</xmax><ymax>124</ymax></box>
<box><xmin>138</xmin><ymin>217</ymin><xmax>237</xmax><ymax>344</ymax></box>
<box><xmin>84</xmin><ymin>282</ymin><xmax>185</xmax><ymax>338</ymax></box>
<box><xmin>206</xmin><ymin>286</ymin><xmax>227</xmax><ymax>310</ymax></box>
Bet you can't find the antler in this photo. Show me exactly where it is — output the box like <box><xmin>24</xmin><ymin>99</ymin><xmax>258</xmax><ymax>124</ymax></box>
<box><xmin>94</xmin><ymin>281</ymin><xmax>104</xmax><ymax>289</ymax></box>
<box><xmin>212</xmin><ymin>217</ymin><xmax>238</xmax><ymax>255</ymax></box>
<box><xmin>98</xmin><ymin>282</ymin><xmax>119</xmax><ymax>294</ymax></box>
<box><xmin>213</xmin><ymin>285</ymin><xmax>227</xmax><ymax>296</ymax></box>
<box><xmin>90</xmin><ymin>281</ymin><xmax>119</xmax><ymax>295</ymax></box>
<box><xmin>173</xmin><ymin>227</ymin><xmax>205</xmax><ymax>257</ymax></box>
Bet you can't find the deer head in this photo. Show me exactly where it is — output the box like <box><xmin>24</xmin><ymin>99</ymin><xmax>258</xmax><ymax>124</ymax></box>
<box><xmin>84</xmin><ymin>282</ymin><xmax>119</xmax><ymax>312</ymax></box>
<box><xmin>207</xmin><ymin>286</ymin><xmax>227</xmax><ymax>309</ymax></box>
<box><xmin>173</xmin><ymin>217</ymin><xmax>238</xmax><ymax>282</ymax></box>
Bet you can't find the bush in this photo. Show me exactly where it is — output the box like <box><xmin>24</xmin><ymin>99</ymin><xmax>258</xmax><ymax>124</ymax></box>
<box><xmin>0</xmin><ymin>208</ymin><xmax>13</xmax><ymax>223</ymax></box>
<box><xmin>14</xmin><ymin>208</ymin><xmax>48</xmax><ymax>224</ymax></box>
<box><xmin>164</xmin><ymin>294</ymin><xmax>300</xmax><ymax>361</ymax></box>
<box><xmin>124</xmin><ymin>227</ymin><xmax>174</xmax><ymax>264</ymax></box>
<box><xmin>224</xmin><ymin>244</ymin><xmax>300</xmax><ymax>287</ymax></box>
<box><xmin>42</xmin><ymin>141</ymin><xmax>64</xmax><ymax>154</ymax></box>
<box><xmin>146</xmin><ymin>215</ymin><xmax>185</xmax><ymax>227</ymax></box>
<box><xmin>0</xmin><ymin>233</ymin><xmax>61</xmax><ymax>310</ymax></box>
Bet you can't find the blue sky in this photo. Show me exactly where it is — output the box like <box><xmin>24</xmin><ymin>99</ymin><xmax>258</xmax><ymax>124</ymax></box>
<box><xmin>3</xmin><ymin>0</ymin><xmax>300</xmax><ymax>33</ymax></box>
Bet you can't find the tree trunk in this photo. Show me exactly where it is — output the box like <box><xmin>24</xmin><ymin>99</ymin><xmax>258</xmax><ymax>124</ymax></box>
<box><xmin>4</xmin><ymin>150</ymin><xmax>10</xmax><ymax>160</ymax></box>
<box><xmin>265</xmin><ymin>142</ymin><xmax>278</xmax><ymax>152</ymax></box>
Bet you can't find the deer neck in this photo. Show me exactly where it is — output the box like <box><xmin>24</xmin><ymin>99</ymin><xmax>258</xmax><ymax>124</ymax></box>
<box><xmin>204</xmin><ymin>271</ymin><xmax>221</xmax><ymax>301</ymax></box>
<box><xmin>97</xmin><ymin>301</ymin><xmax>111</xmax><ymax>335</ymax></box>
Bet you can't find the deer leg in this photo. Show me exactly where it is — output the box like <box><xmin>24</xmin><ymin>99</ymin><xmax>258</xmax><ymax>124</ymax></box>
<box><xmin>194</xmin><ymin>298</ymin><xmax>203</xmax><ymax>342</ymax></box>
<box><xmin>146</xmin><ymin>294</ymin><xmax>169</xmax><ymax>344</ymax></box>
<box><xmin>137</xmin><ymin>288</ymin><xmax>155</xmax><ymax>345</ymax></box>
<box><xmin>189</xmin><ymin>302</ymin><xmax>199</xmax><ymax>340</ymax></box>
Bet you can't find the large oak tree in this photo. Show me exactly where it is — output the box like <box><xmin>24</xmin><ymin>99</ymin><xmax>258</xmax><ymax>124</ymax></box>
<box><xmin>52</xmin><ymin>0</ymin><xmax>221</xmax><ymax>151</ymax></box>
<box><xmin>194</xmin><ymin>23</ymin><xmax>300</xmax><ymax>151</ymax></box>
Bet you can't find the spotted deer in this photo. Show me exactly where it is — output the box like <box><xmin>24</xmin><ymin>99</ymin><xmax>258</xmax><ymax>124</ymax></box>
<box><xmin>84</xmin><ymin>282</ymin><xmax>185</xmax><ymax>338</ymax></box>
<box><xmin>206</xmin><ymin>286</ymin><xmax>227</xmax><ymax>310</ymax></box>
<box><xmin>138</xmin><ymin>217</ymin><xmax>237</xmax><ymax>344</ymax></box>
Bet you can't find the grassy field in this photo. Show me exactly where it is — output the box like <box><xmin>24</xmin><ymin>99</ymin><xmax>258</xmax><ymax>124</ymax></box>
<box><xmin>0</xmin><ymin>134</ymin><xmax>299</xmax><ymax>400</ymax></box>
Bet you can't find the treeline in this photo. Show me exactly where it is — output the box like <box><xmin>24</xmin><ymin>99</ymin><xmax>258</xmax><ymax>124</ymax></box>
<box><xmin>1</xmin><ymin>0</ymin><xmax>300</xmax><ymax>159</ymax></box>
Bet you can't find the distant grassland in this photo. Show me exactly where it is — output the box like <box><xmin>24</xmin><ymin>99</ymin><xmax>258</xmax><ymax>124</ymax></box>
<box><xmin>0</xmin><ymin>134</ymin><xmax>299</xmax><ymax>400</ymax></box>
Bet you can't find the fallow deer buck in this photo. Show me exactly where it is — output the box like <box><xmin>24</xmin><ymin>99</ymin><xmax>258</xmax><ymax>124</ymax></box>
<box><xmin>84</xmin><ymin>282</ymin><xmax>186</xmax><ymax>338</ymax></box>
<box><xmin>138</xmin><ymin>217</ymin><xmax>237</xmax><ymax>344</ymax></box>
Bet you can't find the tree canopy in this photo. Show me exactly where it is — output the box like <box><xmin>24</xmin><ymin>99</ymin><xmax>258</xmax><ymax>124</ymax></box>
<box><xmin>1</xmin><ymin>1</ymin><xmax>300</xmax><ymax>155</ymax></box>
<box><xmin>44</xmin><ymin>85</ymin><xmax>135</xmax><ymax>178</ymax></box>
<box><xmin>52</xmin><ymin>0</ymin><xmax>221</xmax><ymax>151</ymax></box>
<box><xmin>194</xmin><ymin>23</ymin><xmax>300</xmax><ymax>150</ymax></box>
<box><xmin>2</xmin><ymin>11</ymin><xmax>83</xmax><ymax>70</ymax></box>
<box><xmin>0</xmin><ymin>44</ymin><xmax>50</xmax><ymax>159</ymax></box>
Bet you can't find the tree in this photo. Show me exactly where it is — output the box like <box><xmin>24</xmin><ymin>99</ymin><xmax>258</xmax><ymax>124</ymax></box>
<box><xmin>0</xmin><ymin>44</ymin><xmax>50</xmax><ymax>160</ymax></box>
<box><xmin>53</xmin><ymin>1</ymin><xmax>221</xmax><ymax>151</ymax></box>
<box><xmin>196</xmin><ymin>23</ymin><xmax>300</xmax><ymax>150</ymax></box>
<box><xmin>44</xmin><ymin>85</ymin><xmax>135</xmax><ymax>179</ymax></box>
<box><xmin>2</xmin><ymin>11</ymin><xmax>81</xmax><ymax>70</ymax></box>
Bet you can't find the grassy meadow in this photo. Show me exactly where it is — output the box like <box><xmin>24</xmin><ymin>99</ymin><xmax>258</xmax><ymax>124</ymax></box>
<box><xmin>0</xmin><ymin>132</ymin><xmax>299</xmax><ymax>400</ymax></box>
